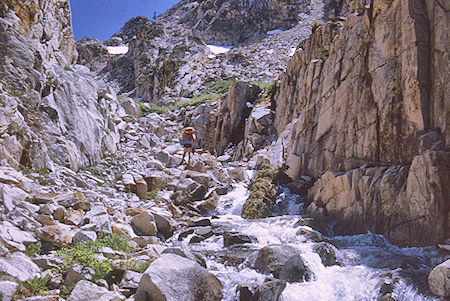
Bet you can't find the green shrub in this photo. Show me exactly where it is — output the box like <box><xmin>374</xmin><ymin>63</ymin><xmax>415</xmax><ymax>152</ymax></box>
<box><xmin>312</xmin><ymin>21</ymin><xmax>321</xmax><ymax>32</ymax></box>
<box><xmin>25</xmin><ymin>239</ymin><xmax>41</xmax><ymax>256</ymax></box>
<box><xmin>147</xmin><ymin>188</ymin><xmax>160</xmax><ymax>200</ymax></box>
<box><xmin>255</xmin><ymin>82</ymin><xmax>275</xmax><ymax>104</ymax></box>
<box><xmin>13</xmin><ymin>275</ymin><xmax>50</xmax><ymax>299</ymax></box>
<box><xmin>148</xmin><ymin>102</ymin><xmax>169</xmax><ymax>115</ymax></box>
<box><xmin>56</xmin><ymin>233</ymin><xmax>133</xmax><ymax>281</ymax></box>
<box><xmin>130</xmin><ymin>259</ymin><xmax>153</xmax><ymax>273</ymax></box>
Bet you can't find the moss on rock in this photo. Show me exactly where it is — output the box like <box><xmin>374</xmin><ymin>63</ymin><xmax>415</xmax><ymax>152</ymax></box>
<box><xmin>241</xmin><ymin>164</ymin><xmax>278</xmax><ymax>219</ymax></box>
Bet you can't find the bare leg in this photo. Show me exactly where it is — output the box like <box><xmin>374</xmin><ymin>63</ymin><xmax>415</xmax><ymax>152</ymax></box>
<box><xmin>181</xmin><ymin>149</ymin><xmax>186</xmax><ymax>164</ymax></box>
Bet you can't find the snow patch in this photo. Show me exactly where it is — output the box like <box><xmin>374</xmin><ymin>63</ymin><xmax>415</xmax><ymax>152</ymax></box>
<box><xmin>107</xmin><ymin>45</ymin><xmax>129</xmax><ymax>55</ymax></box>
<box><xmin>267</xmin><ymin>29</ymin><xmax>283</xmax><ymax>35</ymax></box>
<box><xmin>207</xmin><ymin>45</ymin><xmax>232</xmax><ymax>55</ymax></box>
<box><xmin>289</xmin><ymin>47</ymin><xmax>297</xmax><ymax>57</ymax></box>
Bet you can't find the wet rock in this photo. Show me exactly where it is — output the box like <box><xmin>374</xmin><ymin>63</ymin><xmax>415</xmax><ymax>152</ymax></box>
<box><xmin>0</xmin><ymin>252</ymin><xmax>41</xmax><ymax>282</ymax></box>
<box><xmin>197</xmin><ymin>191</ymin><xmax>219</xmax><ymax>212</ymax></box>
<box><xmin>278</xmin><ymin>255</ymin><xmax>314</xmax><ymax>283</ymax></box>
<box><xmin>224</xmin><ymin>231</ymin><xmax>257</xmax><ymax>247</ymax></box>
<box><xmin>428</xmin><ymin>259</ymin><xmax>450</xmax><ymax>298</ymax></box>
<box><xmin>253</xmin><ymin>278</ymin><xmax>286</xmax><ymax>301</ymax></box>
<box><xmin>296</xmin><ymin>226</ymin><xmax>324</xmax><ymax>242</ymax></box>
<box><xmin>313</xmin><ymin>242</ymin><xmax>339</xmax><ymax>267</ymax></box>
<box><xmin>254</xmin><ymin>245</ymin><xmax>301</xmax><ymax>278</ymax></box>
<box><xmin>188</xmin><ymin>218</ymin><xmax>211</xmax><ymax>227</ymax></box>
<box><xmin>131</xmin><ymin>212</ymin><xmax>157</xmax><ymax>236</ymax></box>
<box><xmin>68</xmin><ymin>280</ymin><xmax>125</xmax><ymax>301</ymax></box>
<box><xmin>136</xmin><ymin>254</ymin><xmax>223</xmax><ymax>301</ymax></box>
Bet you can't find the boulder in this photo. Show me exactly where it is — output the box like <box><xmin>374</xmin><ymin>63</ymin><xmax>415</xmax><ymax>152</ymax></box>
<box><xmin>136</xmin><ymin>254</ymin><xmax>223</xmax><ymax>301</ymax></box>
<box><xmin>0</xmin><ymin>252</ymin><xmax>41</xmax><ymax>282</ymax></box>
<box><xmin>37</xmin><ymin>224</ymin><xmax>73</xmax><ymax>247</ymax></box>
<box><xmin>313</xmin><ymin>242</ymin><xmax>339</xmax><ymax>267</ymax></box>
<box><xmin>0</xmin><ymin>280</ymin><xmax>18</xmax><ymax>301</ymax></box>
<box><xmin>223</xmin><ymin>231</ymin><xmax>257</xmax><ymax>247</ymax></box>
<box><xmin>428</xmin><ymin>259</ymin><xmax>450</xmax><ymax>298</ymax></box>
<box><xmin>0</xmin><ymin>221</ymin><xmax>37</xmax><ymax>251</ymax></box>
<box><xmin>68</xmin><ymin>280</ymin><xmax>125</xmax><ymax>301</ymax></box>
<box><xmin>131</xmin><ymin>212</ymin><xmax>157</xmax><ymax>236</ymax></box>
<box><xmin>120</xmin><ymin>97</ymin><xmax>140</xmax><ymax>119</ymax></box>
<box><xmin>278</xmin><ymin>255</ymin><xmax>314</xmax><ymax>283</ymax></box>
<box><xmin>253</xmin><ymin>278</ymin><xmax>287</xmax><ymax>301</ymax></box>
<box><xmin>254</xmin><ymin>245</ymin><xmax>302</xmax><ymax>279</ymax></box>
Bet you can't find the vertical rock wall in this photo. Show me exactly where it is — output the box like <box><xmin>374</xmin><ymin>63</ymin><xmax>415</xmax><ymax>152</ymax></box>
<box><xmin>272</xmin><ymin>0</ymin><xmax>449</xmax><ymax>245</ymax></box>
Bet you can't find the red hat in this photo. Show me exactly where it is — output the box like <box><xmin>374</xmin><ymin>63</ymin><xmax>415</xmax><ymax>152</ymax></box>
<box><xmin>183</xmin><ymin>127</ymin><xmax>195</xmax><ymax>133</ymax></box>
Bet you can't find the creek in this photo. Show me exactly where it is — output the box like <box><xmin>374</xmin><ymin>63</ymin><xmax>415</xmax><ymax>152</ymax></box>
<box><xmin>169</xmin><ymin>178</ymin><xmax>447</xmax><ymax>301</ymax></box>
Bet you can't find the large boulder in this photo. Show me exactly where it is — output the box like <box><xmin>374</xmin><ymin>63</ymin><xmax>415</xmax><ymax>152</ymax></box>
<box><xmin>136</xmin><ymin>254</ymin><xmax>223</xmax><ymax>301</ymax></box>
<box><xmin>68</xmin><ymin>280</ymin><xmax>125</xmax><ymax>301</ymax></box>
<box><xmin>428</xmin><ymin>259</ymin><xmax>450</xmax><ymax>298</ymax></box>
<box><xmin>254</xmin><ymin>245</ymin><xmax>314</xmax><ymax>282</ymax></box>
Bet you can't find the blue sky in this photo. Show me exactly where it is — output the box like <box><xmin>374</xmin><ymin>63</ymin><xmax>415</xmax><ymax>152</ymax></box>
<box><xmin>70</xmin><ymin>0</ymin><xmax>180</xmax><ymax>41</ymax></box>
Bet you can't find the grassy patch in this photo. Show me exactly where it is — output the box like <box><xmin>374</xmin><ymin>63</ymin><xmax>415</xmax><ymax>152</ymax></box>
<box><xmin>201</xmin><ymin>79</ymin><xmax>236</xmax><ymax>95</ymax></box>
<box><xmin>13</xmin><ymin>275</ymin><xmax>49</xmax><ymax>300</ymax></box>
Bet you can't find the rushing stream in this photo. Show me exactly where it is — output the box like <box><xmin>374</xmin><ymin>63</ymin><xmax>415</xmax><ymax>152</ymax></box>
<box><xmin>170</xmin><ymin>181</ymin><xmax>447</xmax><ymax>301</ymax></box>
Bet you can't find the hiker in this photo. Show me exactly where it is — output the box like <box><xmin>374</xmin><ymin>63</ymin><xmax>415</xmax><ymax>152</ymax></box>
<box><xmin>180</xmin><ymin>127</ymin><xmax>196</xmax><ymax>165</ymax></box>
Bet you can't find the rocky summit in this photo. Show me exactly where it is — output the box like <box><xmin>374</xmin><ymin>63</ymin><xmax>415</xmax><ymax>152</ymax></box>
<box><xmin>0</xmin><ymin>0</ymin><xmax>449</xmax><ymax>301</ymax></box>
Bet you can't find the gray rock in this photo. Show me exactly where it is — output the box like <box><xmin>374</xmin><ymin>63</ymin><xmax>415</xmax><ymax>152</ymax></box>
<box><xmin>428</xmin><ymin>259</ymin><xmax>450</xmax><ymax>297</ymax></box>
<box><xmin>224</xmin><ymin>231</ymin><xmax>257</xmax><ymax>247</ymax></box>
<box><xmin>0</xmin><ymin>221</ymin><xmax>37</xmax><ymax>251</ymax></box>
<box><xmin>313</xmin><ymin>242</ymin><xmax>339</xmax><ymax>267</ymax></box>
<box><xmin>68</xmin><ymin>280</ymin><xmax>125</xmax><ymax>301</ymax></box>
<box><xmin>136</xmin><ymin>254</ymin><xmax>223</xmax><ymax>301</ymax></box>
<box><xmin>278</xmin><ymin>255</ymin><xmax>314</xmax><ymax>283</ymax></box>
<box><xmin>120</xmin><ymin>270</ymin><xmax>142</xmax><ymax>289</ymax></box>
<box><xmin>252</xmin><ymin>278</ymin><xmax>287</xmax><ymax>301</ymax></box>
<box><xmin>254</xmin><ymin>245</ymin><xmax>302</xmax><ymax>279</ymax></box>
<box><xmin>0</xmin><ymin>252</ymin><xmax>41</xmax><ymax>282</ymax></box>
<box><xmin>0</xmin><ymin>280</ymin><xmax>19</xmax><ymax>301</ymax></box>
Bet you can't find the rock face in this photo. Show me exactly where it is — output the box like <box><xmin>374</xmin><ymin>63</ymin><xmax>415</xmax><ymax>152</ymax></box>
<box><xmin>274</xmin><ymin>0</ymin><xmax>448</xmax><ymax>178</ymax></box>
<box><xmin>136</xmin><ymin>254</ymin><xmax>223</xmax><ymax>301</ymax></box>
<box><xmin>0</xmin><ymin>0</ymin><xmax>120</xmax><ymax>171</ymax></box>
<box><xmin>203</xmin><ymin>81</ymin><xmax>260</xmax><ymax>155</ymax></box>
<box><xmin>271</xmin><ymin>0</ymin><xmax>449</xmax><ymax>246</ymax></box>
<box><xmin>162</xmin><ymin>0</ymin><xmax>311</xmax><ymax>45</ymax></box>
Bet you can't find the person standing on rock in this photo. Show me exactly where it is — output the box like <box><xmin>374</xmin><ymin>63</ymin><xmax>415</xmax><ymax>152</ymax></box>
<box><xmin>180</xmin><ymin>127</ymin><xmax>196</xmax><ymax>165</ymax></box>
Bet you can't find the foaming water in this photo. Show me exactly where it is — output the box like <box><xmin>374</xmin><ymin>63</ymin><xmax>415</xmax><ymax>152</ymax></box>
<box><xmin>173</xmin><ymin>180</ymin><xmax>447</xmax><ymax>301</ymax></box>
